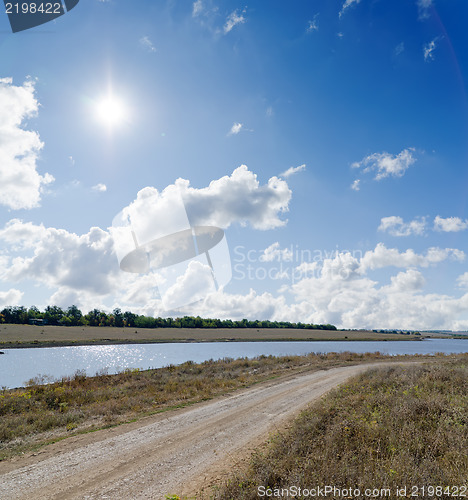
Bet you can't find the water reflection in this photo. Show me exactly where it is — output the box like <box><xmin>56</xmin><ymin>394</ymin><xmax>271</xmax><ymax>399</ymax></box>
<box><xmin>1</xmin><ymin>339</ymin><xmax>467</xmax><ymax>389</ymax></box>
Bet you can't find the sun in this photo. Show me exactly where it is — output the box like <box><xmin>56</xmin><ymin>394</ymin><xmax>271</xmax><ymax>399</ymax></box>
<box><xmin>95</xmin><ymin>95</ymin><xmax>127</xmax><ymax>128</ymax></box>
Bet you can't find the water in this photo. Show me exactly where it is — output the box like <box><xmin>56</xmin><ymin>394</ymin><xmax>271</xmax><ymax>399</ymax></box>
<box><xmin>0</xmin><ymin>338</ymin><xmax>467</xmax><ymax>389</ymax></box>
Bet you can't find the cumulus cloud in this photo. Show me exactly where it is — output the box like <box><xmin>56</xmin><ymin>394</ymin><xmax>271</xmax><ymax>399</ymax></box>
<box><xmin>424</xmin><ymin>37</ymin><xmax>439</xmax><ymax>61</ymax></box>
<box><xmin>224</xmin><ymin>9</ymin><xmax>246</xmax><ymax>34</ymax></box>
<box><xmin>0</xmin><ymin>220</ymin><xmax>118</xmax><ymax>297</ymax></box>
<box><xmin>189</xmin><ymin>288</ymin><xmax>298</xmax><ymax>323</ymax></box>
<box><xmin>359</xmin><ymin>243</ymin><xmax>464</xmax><ymax>272</ymax></box>
<box><xmin>228</xmin><ymin>122</ymin><xmax>243</xmax><ymax>135</ymax></box>
<box><xmin>112</xmin><ymin>166</ymin><xmax>291</xmax><ymax>262</ymax></box>
<box><xmin>339</xmin><ymin>0</ymin><xmax>361</xmax><ymax>18</ymax></box>
<box><xmin>162</xmin><ymin>260</ymin><xmax>216</xmax><ymax>309</ymax></box>
<box><xmin>386</xmin><ymin>269</ymin><xmax>426</xmax><ymax>293</ymax></box>
<box><xmin>0</xmin><ymin>288</ymin><xmax>24</xmax><ymax>307</ymax></box>
<box><xmin>434</xmin><ymin>215</ymin><xmax>468</xmax><ymax>232</ymax></box>
<box><xmin>139</xmin><ymin>36</ymin><xmax>157</xmax><ymax>53</ymax></box>
<box><xmin>260</xmin><ymin>242</ymin><xmax>293</xmax><ymax>262</ymax></box>
<box><xmin>0</xmin><ymin>77</ymin><xmax>54</xmax><ymax>210</ymax></box>
<box><xmin>180</xmin><ymin>165</ymin><xmax>291</xmax><ymax>229</ymax></box>
<box><xmin>280</xmin><ymin>164</ymin><xmax>306</xmax><ymax>178</ymax></box>
<box><xmin>378</xmin><ymin>216</ymin><xmax>426</xmax><ymax>237</ymax></box>
<box><xmin>0</xmin><ymin>218</ymin><xmax>48</xmax><ymax>250</ymax></box>
<box><xmin>178</xmin><ymin>244</ymin><xmax>468</xmax><ymax>330</ymax></box>
<box><xmin>2</xmin><ymin>218</ymin><xmax>468</xmax><ymax>330</ymax></box>
<box><xmin>288</xmin><ymin>246</ymin><xmax>468</xmax><ymax>330</ymax></box>
<box><xmin>352</xmin><ymin>148</ymin><xmax>416</xmax><ymax>181</ymax></box>
<box><xmin>351</xmin><ymin>179</ymin><xmax>360</xmax><ymax>191</ymax></box>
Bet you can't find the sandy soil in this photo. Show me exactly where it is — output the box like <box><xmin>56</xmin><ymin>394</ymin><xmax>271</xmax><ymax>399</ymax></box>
<box><xmin>0</xmin><ymin>324</ymin><xmax>422</xmax><ymax>348</ymax></box>
<box><xmin>0</xmin><ymin>362</ymin><xmax>407</xmax><ymax>500</ymax></box>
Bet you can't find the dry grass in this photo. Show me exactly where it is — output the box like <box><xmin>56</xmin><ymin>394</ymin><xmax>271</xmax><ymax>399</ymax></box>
<box><xmin>0</xmin><ymin>324</ymin><xmax>424</xmax><ymax>348</ymax></box>
<box><xmin>210</xmin><ymin>355</ymin><xmax>468</xmax><ymax>499</ymax></box>
<box><xmin>0</xmin><ymin>352</ymin><xmax>427</xmax><ymax>460</ymax></box>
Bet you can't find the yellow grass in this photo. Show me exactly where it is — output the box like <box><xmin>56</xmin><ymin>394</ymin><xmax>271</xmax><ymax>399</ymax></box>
<box><xmin>0</xmin><ymin>324</ymin><xmax>426</xmax><ymax>348</ymax></box>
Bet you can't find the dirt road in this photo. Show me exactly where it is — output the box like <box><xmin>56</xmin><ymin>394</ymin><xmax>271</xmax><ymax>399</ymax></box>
<box><xmin>0</xmin><ymin>363</ymin><xmax>398</xmax><ymax>499</ymax></box>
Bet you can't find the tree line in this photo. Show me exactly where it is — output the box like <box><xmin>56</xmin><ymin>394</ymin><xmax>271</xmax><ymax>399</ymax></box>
<box><xmin>0</xmin><ymin>305</ymin><xmax>337</xmax><ymax>330</ymax></box>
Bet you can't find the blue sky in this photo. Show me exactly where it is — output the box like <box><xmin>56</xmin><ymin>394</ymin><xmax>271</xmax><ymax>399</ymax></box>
<box><xmin>1</xmin><ymin>0</ymin><xmax>468</xmax><ymax>329</ymax></box>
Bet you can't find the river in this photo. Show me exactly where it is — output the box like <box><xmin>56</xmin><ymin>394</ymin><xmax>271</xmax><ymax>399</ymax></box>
<box><xmin>1</xmin><ymin>338</ymin><xmax>467</xmax><ymax>389</ymax></box>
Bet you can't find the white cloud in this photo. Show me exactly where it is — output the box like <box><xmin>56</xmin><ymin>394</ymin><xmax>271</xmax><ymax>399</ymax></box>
<box><xmin>280</xmin><ymin>164</ymin><xmax>306</xmax><ymax>178</ymax></box>
<box><xmin>288</xmin><ymin>246</ymin><xmax>468</xmax><ymax>330</ymax></box>
<box><xmin>224</xmin><ymin>9</ymin><xmax>246</xmax><ymax>34</ymax></box>
<box><xmin>0</xmin><ymin>166</ymin><xmax>292</xmax><ymax>311</ymax></box>
<box><xmin>2</xmin><ymin>219</ymin><xmax>468</xmax><ymax>330</ymax></box>
<box><xmin>386</xmin><ymin>269</ymin><xmax>426</xmax><ymax>293</ymax></box>
<box><xmin>352</xmin><ymin>148</ymin><xmax>416</xmax><ymax>181</ymax></box>
<box><xmin>0</xmin><ymin>221</ymin><xmax>118</xmax><ymax>297</ymax></box>
<box><xmin>417</xmin><ymin>0</ymin><xmax>433</xmax><ymax>20</ymax></box>
<box><xmin>359</xmin><ymin>243</ymin><xmax>464</xmax><ymax>272</ymax></box>
<box><xmin>116</xmin><ymin>166</ymin><xmax>291</xmax><ymax>235</ymax></box>
<box><xmin>0</xmin><ymin>289</ymin><xmax>23</xmax><ymax>308</ymax></box>
<box><xmin>163</xmin><ymin>260</ymin><xmax>215</xmax><ymax>309</ymax></box>
<box><xmin>378</xmin><ymin>216</ymin><xmax>426</xmax><ymax>237</ymax></box>
<box><xmin>266</xmin><ymin>106</ymin><xmax>274</xmax><ymax>117</ymax></box>
<box><xmin>351</xmin><ymin>179</ymin><xmax>360</xmax><ymax>191</ymax></box>
<box><xmin>179</xmin><ymin>244</ymin><xmax>468</xmax><ymax>330</ymax></box>
<box><xmin>190</xmin><ymin>288</ymin><xmax>298</xmax><ymax>323</ymax></box>
<box><xmin>424</xmin><ymin>37</ymin><xmax>439</xmax><ymax>62</ymax></box>
<box><xmin>339</xmin><ymin>0</ymin><xmax>361</xmax><ymax>18</ymax></box>
<box><xmin>434</xmin><ymin>215</ymin><xmax>468</xmax><ymax>232</ymax></box>
<box><xmin>228</xmin><ymin>122</ymin><xmax>243</xmax><ymax>135</ymax></box>
<box><xmin>0</xmin><ymin>77</ymin><xmax>54</xmax><ymax>210</ymax></box>
<box><xmin>307</xmin><ymin>15</ymin><xmax>319</xmax><ymax>33</ymax></box>
<box><xmin>192</xmin><ymin>0</ymin><xmax>203</xmax><ymax>17</ymax></box>
<box><xmin>180</xmin><ymin>165</ymin><xmax>291</xmax><ymax>230</ymax></box>
<box><xmin>0</xmin><ymin>218</ymin><xmax>48</xmax><ymax>251</ymax></box>
<box><xmin>456</xmin><ymin>272</ymin><xmax>468</xmax><ymax>289</ymax></box>
<box><xmin>140</xmin><ymin>36</ymin><xmax>157</xmax><ymax>53</ymax></box>
<box><xmin>92</xmin><ymin>183</ymin><xmax>107</xmax><ymax>192</ymax></box>
<box><xmin>260</xmin><ymin>242</ymin><xmax>293</xmax><ymax>262</ymax></box>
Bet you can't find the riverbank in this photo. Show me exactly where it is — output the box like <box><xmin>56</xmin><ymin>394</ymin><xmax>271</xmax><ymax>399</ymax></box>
<box><xmin>0</xmin><ymin>324</ymin><xmax>440</xmax><ymax>349</ymax></box>
<box><xmin>0</xmin><ymin>352</ymin><xmax>439</xmax><ymax>461</ymax></box>
<box><xmin>208</xmin><ymin>356</ymin><xmax>468</xmax><ymax>500</ymax></box>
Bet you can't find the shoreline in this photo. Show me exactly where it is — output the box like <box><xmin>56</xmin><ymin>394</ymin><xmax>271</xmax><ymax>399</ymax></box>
<box><xmin>0</xmin><ymin>324</ymin><xmax>449</xmax><ymax>349</ymax></box>
<box><xmin>0</xmin><ymin>336</ymin><xmax>430</xmax><ymax>349</ymax></box>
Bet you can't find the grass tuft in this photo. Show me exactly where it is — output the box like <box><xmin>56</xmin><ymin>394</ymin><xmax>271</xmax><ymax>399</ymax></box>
<box><xmin>209</xmin><ymin>356</ymin><xmax>468</xmax><ymax>499</ymax></box>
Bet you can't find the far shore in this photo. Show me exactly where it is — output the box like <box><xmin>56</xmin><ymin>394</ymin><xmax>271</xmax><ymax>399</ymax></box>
<box><xmin>0</xmin><ymin>324</ymin><xmax>454</xmax><ymax>349</ymax></box>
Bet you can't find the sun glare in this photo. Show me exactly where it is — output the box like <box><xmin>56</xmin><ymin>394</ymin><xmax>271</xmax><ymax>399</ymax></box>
<box><xmin>96</xmin><ymin>96</ymin><xmax>127</xmax><ymax>128</ymax></box>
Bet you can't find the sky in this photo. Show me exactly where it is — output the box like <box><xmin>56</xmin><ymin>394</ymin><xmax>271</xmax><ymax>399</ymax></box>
<box><xmin>1</xmin><ymin>0</ymin><xmax>468</xmax><ymax>330</ymax></box>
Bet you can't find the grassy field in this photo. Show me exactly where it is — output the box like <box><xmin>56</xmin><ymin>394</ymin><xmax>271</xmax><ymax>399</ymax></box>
<box><xmin>0</xmin><ymin>352</ymin><xmax>433</xmax><ymax>461</ymax></box>
<box><xmin>0</xmin><ymin>324</ymin><xmax>428</xmax><ymax>348</ymax></box>
<box><xmin>209</xmin><ymin>355</ymin><xmax>468</xmax><ymax>499</ymax></box>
